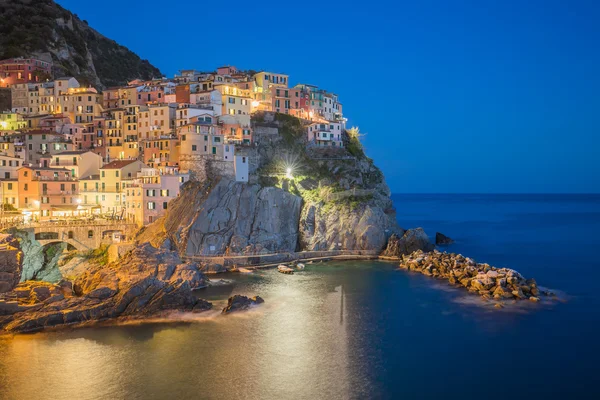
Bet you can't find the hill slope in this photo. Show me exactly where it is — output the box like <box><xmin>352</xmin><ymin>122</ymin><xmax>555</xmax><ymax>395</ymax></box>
<box><xmin>0</xmin><ymin>0</ymin><xmax>162</xmax><ymax>88</ymax></box>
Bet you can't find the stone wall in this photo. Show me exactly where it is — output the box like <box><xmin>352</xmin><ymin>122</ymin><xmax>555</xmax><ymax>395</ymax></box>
<box><xmin>0</xmin><ymin>88</ymin><xmax>11</xmax><ymax>112</ymax></box>
<box><xmin>180</xmin><ymin>150</ymin><xmax>259</xmax><ymax>183</ymax></box>
<box><xmin>108</xmin><ymin>243</ymin><xmax>135</xmax><ymax>263</ymax></box>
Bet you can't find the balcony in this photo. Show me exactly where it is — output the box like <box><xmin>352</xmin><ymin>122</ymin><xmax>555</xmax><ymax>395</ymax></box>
<box><xmin>32</xmin><ymin>176</ymin><xmax>76</xmax><ymax>181</ymax></box>
<box><xmin>41</xmin><ymin>190</ymin><xmax>78</xmax><ymax>196</ymax></box>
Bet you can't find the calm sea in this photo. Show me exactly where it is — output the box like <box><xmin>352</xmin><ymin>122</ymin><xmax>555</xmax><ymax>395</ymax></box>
<box><xmin>1</xmin><ymin>194</ymin><xmax>599</xmax><ymax>400</ymax></box>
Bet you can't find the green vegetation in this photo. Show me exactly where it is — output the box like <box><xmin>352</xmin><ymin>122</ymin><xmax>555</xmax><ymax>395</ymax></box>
<box><xmin>82</xmin><ymin>244</ymin><xmax>109</xmax><ymax>265</ymax></box>
<box><xmin>2</xmin><ymin>203</ymin><xmax>17</xmax><ymax>212</ymax></box>
<box><xmin>345</xmin><ymin>127</ymin><xmax>366</xmax><ymax>158</ymax></box>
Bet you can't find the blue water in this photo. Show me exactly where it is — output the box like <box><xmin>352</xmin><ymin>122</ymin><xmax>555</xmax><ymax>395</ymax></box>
<box><xmin>0</xmin><ymin>194</ymin><xmax>599</xmax><ymax>399</ymax></box>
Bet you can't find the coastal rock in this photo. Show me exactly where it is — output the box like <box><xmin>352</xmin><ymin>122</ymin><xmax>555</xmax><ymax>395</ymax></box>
<box><xmin>381</xmin><ymin>229</ymin><xmax>434</xmax><ymax>258</ymax></box>
<box><xmin>0</xmin><ymin>234</ymin><xmax>23</xmax><ymax>293</ymax></box>
<box><xmin>435</xmin><ymin>232</ymin><xmax>455</xmax><ymax>246</ymax></box>
<box><xmin>0</xmin><ymin>244</ymin><xmax>213</xmax><ymax>333</ymax></box>
<box><xmin>397</xmin><ymin>250</ymin><xmax>549</xmax><ymax>304</ymax></box>
<box><xmin>138</xmin><ymin>179</ymin><xmax>302</xmax><ymax>256</ymax></box>
<box><xmin>222</xmin><ymin>295</ymin><xmax>265</xmax><ymax>314</ymax></box>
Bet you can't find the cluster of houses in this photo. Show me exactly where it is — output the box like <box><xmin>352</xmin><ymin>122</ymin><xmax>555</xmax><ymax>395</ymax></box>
<box><xmin>0</xmin><ymin>58</ymin><xmax>347</xmax><ymax>226</ymax></box>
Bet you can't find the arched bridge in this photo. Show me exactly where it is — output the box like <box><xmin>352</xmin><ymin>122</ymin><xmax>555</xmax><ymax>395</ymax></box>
<box><xmin>20</xmin><ymin>222</ymin><xmax>138</xmax><ymax>251</ymax></box>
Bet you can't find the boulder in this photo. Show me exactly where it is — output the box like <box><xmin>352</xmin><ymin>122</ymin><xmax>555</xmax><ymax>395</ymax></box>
<box><xmin>222</xmin><ymin>295</ymin><xmax>265</xmax><ymax>314</ymax></box>
<box><xmin>435</xmin><ymin>232</ymin><xmax>454</xmax><ymax>246</ymax></box>
<box><xmin>381</xmin><ymin>229</ymin><xmax>434</xmax><ymax>258</ymax></box>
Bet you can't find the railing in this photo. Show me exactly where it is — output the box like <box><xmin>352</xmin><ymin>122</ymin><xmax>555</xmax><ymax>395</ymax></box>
<box><xmin>32</xmin><ymin>176</ymin><xmax>76</xmax><ymax>181</ymax></box>
<box><xmin>41</xmin><ymin>190</ymin><xmax>77</xmax><ymax>195</ymax></box>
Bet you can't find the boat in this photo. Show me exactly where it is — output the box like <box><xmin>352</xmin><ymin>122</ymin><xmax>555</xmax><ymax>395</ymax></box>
<box><xmin>238</xmin><ymin>267</ymin><xmax>253</xmax><ymax>273</ymax></box>
<box><xmin>296</xmin><ymin>263</ymin><xmax>305</xmax><ymax>270</ymax></box>
<box><xmin>278</xmin><ymin>265</ymin><xmax>294</xmax><ymax>274</ymax></box>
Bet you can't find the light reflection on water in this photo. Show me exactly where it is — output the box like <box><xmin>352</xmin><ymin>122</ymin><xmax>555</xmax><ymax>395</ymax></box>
<box><xmin>0</xmin><ymin>261</ymin><xmax>595</xmax><ymax>400</ymax></box>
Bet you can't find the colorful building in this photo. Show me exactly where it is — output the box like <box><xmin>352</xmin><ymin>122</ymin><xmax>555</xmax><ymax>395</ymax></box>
<box><xmin>99</xmin><ymin>159</ymin><xmax>147</xmax><ymax>214</ymax></box>
<box><xmin>18</xmin><ymin>166</ymin><xmax>80</xmax><ymax>219</ymax></box>
<box><xmin>0</xmin><ymin>57</ymin><xmax>52</xmax><ymax>88</ymax></box>
<box><xmin>307</xmin><ymin>121</ymin><xmax>344</xmax><ymax>147</ymax></box>
<box><xmin>124</xmin><ymin>167</ymin><xmax>189</xmax><ymax>226</ymax></box>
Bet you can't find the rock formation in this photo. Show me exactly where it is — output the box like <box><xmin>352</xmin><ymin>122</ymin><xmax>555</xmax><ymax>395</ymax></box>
<box><xmin>222</xmin><ymin>295</ymin><xmax>264</xmax><ymax>314</ymax></box>
<box><xmin>9</xmin><ymin>229</ymin><xmax>64</xmax><ymax>283</ymax></box>
<box><xmin>139</xmin><ymin>179</ymin><xmax>302</xmax><ymax>256</ymax></box>
<box><xmin>380</xmin><ymin>229</ymin><xmax>435</xmax><ymax>257</ymax></box>
<box><xmin>0</xmin><ymin>234</ymin><xmax>23</xmax><ymax>293</ymax></box>
<box><xmin>399</xmin><ymin>250</ymin><xmax>552</xmax><ymax>303</ymax></box>
<box><xmin>0</xmin><ymin>0</ymin><xmax>162</xmax><ymax>88</ymax></box>
<box><xmin>435</xmin><ymin>232</ymin><xmax>454</xmax><ymax>245</ymax></box>
<box><xmin>0</xmin><ymin>244</ymin><xmax>212</xmax><ymax>333</ymax></box>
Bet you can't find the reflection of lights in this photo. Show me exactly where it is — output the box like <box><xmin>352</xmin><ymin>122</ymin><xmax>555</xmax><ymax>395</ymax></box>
<box><xmin>251</xmin><ymin>100</ymin><xmax>260</xmax><ymax>108</ymax></box>
<box><xmin>285</xmin><ymin>167</ymin><xmax>293</xmax><ymax>179</ymax></box>
<box><xmin>308</xmin><ymin>111</ymin><xmax>314</xmax><ymax>119</ymax></box>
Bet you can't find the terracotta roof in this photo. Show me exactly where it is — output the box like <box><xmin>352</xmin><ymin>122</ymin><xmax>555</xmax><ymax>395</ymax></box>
<box><xmin>100</xmin><ymin>159</ymin><xmax>140</xmax><ymax>170</ymax></box>
<box><xmin>55</xmin><ymin>150</ymin><xmax>92</xmax><ymax>156</ymax></box>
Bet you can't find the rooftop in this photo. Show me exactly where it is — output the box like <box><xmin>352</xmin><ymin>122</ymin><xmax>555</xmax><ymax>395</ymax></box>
<box><xmin>100</xmin><ymin>159</ymin><xmax>139</xmax><ymax>170</ymax></box>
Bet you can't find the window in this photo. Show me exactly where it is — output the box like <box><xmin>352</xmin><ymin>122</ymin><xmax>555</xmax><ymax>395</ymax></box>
<box><xmin>192</xmin><ymin>145</ymin><xmax>197</xmax><ymax>151</ymax></box>
<box><xmin>88</xmin><ymin>230</ymin><xmax>94</xmax><ymax>238</ymax></box>
<box><xmin>115</xmin><ymin>171</ymin><xmax>119</xmax><ymax>177</ymax></box>
<box><xmin>24</xmin><ymin>183</ymin><xmax>28</xmax><ymax>191</ymax></box>
<box><xmin>160</xmin><ymin>190</ymin><xmax>169</xmax><ymax>197</ymax></box>
<box><xmin>163</xmin><ymin>202</ymin><xmax>168</xmax><ymax>210</ymax></box>
<box><xmin>147</xmin><ymin>202</ymin><xmax>156</xmax><ymax>210</ymax></box>
<box><xmin>101</xmin><ymin>171</ymin><xmax>105</xmax><ymax>177</ymax></box>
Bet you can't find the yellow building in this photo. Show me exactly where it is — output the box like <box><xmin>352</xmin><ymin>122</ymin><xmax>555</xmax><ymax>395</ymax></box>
<box><xmin>56</xmin><ymin>87</ymin><xmax>103</xmax><ymax>124</ymax></box>
<box><xmin>1</xmin><ymin>179</ymin><xmax>19</xmax><ymax>209</ymax></box>
<box><xmin>99</xmin><ymin>159</ymin><xmax>147</xmax><ymax>214</ymax></box>
<box><xmin>0</xmin><ymin>112</ymin><xmax>27</xmax><ymax>131</ymax></box>
<box><xmin>138</xmin><ymin>104</ymin><xmax>174</xmax><ymax>140</ymax></box>
<box><xmin>215</xmin><ymin>85</ymin><xmax>252</xmax><ymax>126</ymax></box>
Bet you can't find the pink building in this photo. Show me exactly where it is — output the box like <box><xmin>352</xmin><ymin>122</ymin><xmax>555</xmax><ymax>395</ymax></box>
<box><xmin>217</xmin><ymin>66</ymin><xmax>237</xmax><ymax>76</ymax></box>
<box><xmin>136</xmin><ymin>85</ymin><xmax>165</xmax><ymax>105</ymax></box>
<box><xmin>0</xmin><ymin>57</ymin><xmax>53</xmax><ymax>88</ymax></box>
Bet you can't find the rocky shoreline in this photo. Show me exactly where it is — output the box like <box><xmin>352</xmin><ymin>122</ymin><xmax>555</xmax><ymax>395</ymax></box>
<box><xmin>398</xmin><ymin>249</ymin><xmax>554</xmax><ymax>305</ymax></box>
<box><xmin>0</xmin><ymin>242</ymin><xmax>269</xmax><ymax>334</ymax></box>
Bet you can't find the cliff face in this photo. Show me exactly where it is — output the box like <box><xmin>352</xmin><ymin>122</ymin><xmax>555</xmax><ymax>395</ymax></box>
<box><xmin>0</xmin><ymin>234</ymin><xmax>22</xmax><ymax>293</ymax></box>
<box><xmin>0</xmin><ymin>0</ymin><xmax>162</xmax><ymax>88</ymax></box>
<box><xmin>0</xmin><ymin>244</ymin><xmax>212</xmax><ymax>333</ymax></box>
<box><xmin>139</xmin><ymin>179</ymin><xmax>303</xmax><ymax>256</ymax></box>
<box><xmin>298</xmin><ymin>159</ymin><xmax>400</xmax><ymax>252</ymax></box>
<box><xmin>138</xmin><ymin>114</ymin><xmax>402</xmax><ymax>256</ymax></box>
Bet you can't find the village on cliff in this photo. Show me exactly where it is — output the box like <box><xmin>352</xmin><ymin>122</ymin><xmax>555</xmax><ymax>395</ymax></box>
<box><xmin>0</xmin><ymin>58</ymin><xmax>347</xmax><ymax>228</ymax></box>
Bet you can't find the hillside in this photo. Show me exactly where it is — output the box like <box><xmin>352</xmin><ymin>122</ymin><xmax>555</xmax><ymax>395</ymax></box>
<box><xmin>0</xmin><ymin>0</ymin><xmax>162</xmax><ymax>88</ymax></box>
<box><xmin>137</xmin><ymin>113</ymin><xmax>403</xmax><ymax>257</ymax></box>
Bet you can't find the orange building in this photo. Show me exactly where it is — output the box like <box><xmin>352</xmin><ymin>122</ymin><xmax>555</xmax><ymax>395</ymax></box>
<box><xmin>18</xmin><ymin>166</ymin><xmax>80</xmax><ymax>219</ymax></box>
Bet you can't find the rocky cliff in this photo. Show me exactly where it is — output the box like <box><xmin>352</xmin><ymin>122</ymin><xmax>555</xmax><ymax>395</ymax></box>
<box><xmin>138</xmin><ymin>113</ymin><xmax>406</xmax><ymax>256</ymax></box>
<box><xmin>0</xmin><ymin>243</ymin><xmax>212</xmax><ymax>333</ymax></box>
<box><xmin>0</xmin><ymin>0</ymin><xmax>162</xmax><ymax>88</ymax></box>
<box><xmin>138</xmin><ymin>179</ymin><xmax>302</xmax><ymax>256</ymax></box>
<box><xmin>0</xmin><ymin>234</ymin><xmax>22</xmax><ymax>293</ymax></box>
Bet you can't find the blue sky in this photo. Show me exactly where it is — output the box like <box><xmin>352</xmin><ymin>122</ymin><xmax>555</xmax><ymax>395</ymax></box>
<box><xmin>58</xmin><ymin>0</ymin><xmax>600</xmax><ymax>193</ymax></box>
